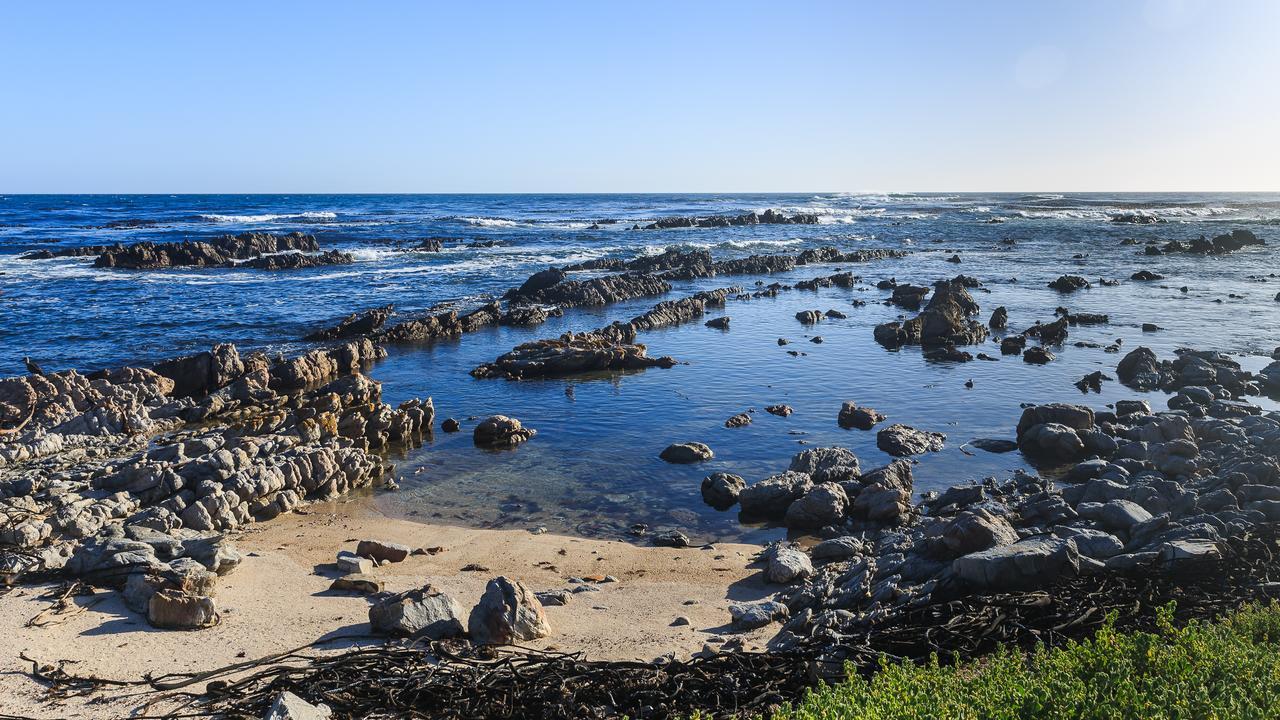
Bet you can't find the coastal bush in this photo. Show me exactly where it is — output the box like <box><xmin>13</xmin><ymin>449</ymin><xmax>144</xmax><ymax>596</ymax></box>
<box><xmin>758</xmin><ymin>603</ymin><xmax>1280</xmax><ymax>720</ymax></box>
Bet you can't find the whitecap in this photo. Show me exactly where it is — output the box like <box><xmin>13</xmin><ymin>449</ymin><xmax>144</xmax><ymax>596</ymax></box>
<box><xmin>198</xmin><ymin>211</ymin><xmax>338</xmax><ymax>223</ymax></box>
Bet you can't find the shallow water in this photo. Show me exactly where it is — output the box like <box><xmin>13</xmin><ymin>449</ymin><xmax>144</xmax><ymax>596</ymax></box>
<box><xmin>2</xmin><ymin>193</ymin><xmax>1278</xmax><ymax>543</ymax></box>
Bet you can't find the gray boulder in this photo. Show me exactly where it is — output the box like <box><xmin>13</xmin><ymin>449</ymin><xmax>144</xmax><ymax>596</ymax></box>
<box><xmin>764</xmin><ymin>544</ymin><xmax>813</xmax><ymax>584</ymax></box>
<box><xmin>952</xmin><ymin>537</ymin><xmax>1079</xmax><ymax>590</ymax></box>
<box><xmin>738</xmin><ymin>471</ymin><xmax>813</xmax><ymax>518</ymax></box>
<box><xmin>784</xmin><ymin>484</ymin><xmax>849</xmax><ymax>529</ymax></box>
<box><xmin>700</xmin><ymin>472</ymin><xmax>746</xmax><ymax>510</ymax></box>
<box><xmin>369</xmin><ymin>585</ymin><xmax>466</xmax><ymax>639</ymax></box>
<box><xmin>942</xmin><ymin>509</ymin><xmax>1018</xmax><ymax>557</ymax></box>
<box><xmin>467</xmin><ymin>576</ymin><xmax>551</xmax><ymax>645</ymax></box>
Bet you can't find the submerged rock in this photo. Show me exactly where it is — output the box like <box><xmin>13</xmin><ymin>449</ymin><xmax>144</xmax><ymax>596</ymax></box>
<box><xmin>660</xmin><ymin>442</ymin><xmax>714</xmax><ymax>463</ymax></box>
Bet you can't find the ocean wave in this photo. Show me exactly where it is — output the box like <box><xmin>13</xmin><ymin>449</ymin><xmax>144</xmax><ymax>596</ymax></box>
<box><xmin>197</xmin><ymin>211</ymin><xmax>339</xmax><ymax>223</ymax></box>
<box><xmin>1014</xmin><ymin>206</ymin><xmax>1235</xmax><ymax>221</ymax></box>
<box><xmin>451</xmin><ymin>216</ymin><xmax>521</xmax><ymax>228</ymax></box>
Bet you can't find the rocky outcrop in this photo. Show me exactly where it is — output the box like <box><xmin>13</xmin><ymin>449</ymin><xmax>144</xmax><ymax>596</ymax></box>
<box><xmin>237</xmin><ymin>250</ymin><xmax>353</xmax><ymax>270</ymax></box>
<box><xmin>874</xmin><ymin>277</ymin><xmax>988</xmax><ymax>349</ymax></box>
<box><xmin>566</xmin><ymin>246</ymin><xmax>908</xmax><ymax>283</ymax></box>
<box><xmin>643</xmin><ymin>209</ymin><xmax>819</xmax><ymax>230</ymax></box>
<box><xmin>1142</xmin><ymin>229</ymin><xmax>1264</xmax><ymax>256</ymax></box>
<box><xmin>1048</xmin><ymin>275</ymin><xmax>1090</xmax><ymax>293</ymax></box>
<box><xmin>304</xmin><ymin>306</ymin><xmax>394</xmax><ymax>342</ymax></box>
<box><xmin>375</xmin><ymin>302</ymin><xmax>503</xmax><ymax>344</ymax></box>
<box><xmin>0</xmin><ymin>341</ymin><xmax>429</xmax><ymax>623</ymax></box>
<box><xmin>92</xmin><ymin>232</ymin><xmax>325</xmax><ymax>270</ymax></box>
<box><xmin>471</xmin><ymin>334</ymin><xmax>676</xmax><ymax>380</ymax></box>
<box><xmin>508</xmin><ymin>273</ymin><xmax>670</xmax><ymax>308</ymax></box>
<box><xmin>701</xmin><ymin>473</ymin><xmax>746</xmax><ymax>510</ymax></box>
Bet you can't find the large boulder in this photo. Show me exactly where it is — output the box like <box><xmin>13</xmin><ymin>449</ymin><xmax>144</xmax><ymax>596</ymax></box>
<box><xmin>738</xmin><ymin>472</ymin><xmax>813</xmax><ymax>518</ymax></box>
<box><xmin>764</xmin><ymin>544</ymin><xmax>813</xmax><ymax>584</ymax></box>
<box><xmin>701</xmin><ymin>472</ymin><xmax>746</xmax><ymax>510</ymax></box>
<box><xmin>850</xmin><ymin>482</ymin><xmax>911</xmax><ymax>523</ymax></box>
<box><xmin>369</xmin><ymin>585</ymin><xmax>466</xmax><ymax>639</ymax></box>
<box><xmin>468</xmin><ymin>577</ymin><xmax>551</xmax><ymax>645</ymax></box>
<box><xmin>1117</xmin><ymin>347</ymin><xmax>1162</xmax><ymax>390</ymax></box>
<box><xmin>513</xmin><ymin>268</ymin><xmax>566</xmax><ymax>297</ymax></box>
<box><xmin>788</xmin><ymin>446</ymin><xmax>860</xmax><ymax>481</ymax></box>
<box><xmin>148</xmin><ymin>589</ymin><xmax>218</xmax><ymax>629</ymax></box>
<box><xmin>952</xmin><ymin>537</ymin><xmax>1080</xmax><ymax>590</ymax></box>
<box><xmin>942</xmin><ymin>509</ymin><xmax>1019</xmax><ymax>557</ymax></box>
<box><xmin>784</xmin><ymin>484</ymin><xmax>849</xmax><ymax>529</ymax></box>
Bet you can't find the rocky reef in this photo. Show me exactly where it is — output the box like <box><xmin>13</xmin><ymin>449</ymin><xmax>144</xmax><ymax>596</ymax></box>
<box><xmin>642</xmin><ymin>209</ymin><xmax>820</xmax><ymax>230</ymax></box>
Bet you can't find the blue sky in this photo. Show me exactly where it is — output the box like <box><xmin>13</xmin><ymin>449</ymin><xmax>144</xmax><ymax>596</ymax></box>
<box><xmin>2</xmin><ymin>0</ymin><xmax>1277</xmax><ymax>192</ymax></box>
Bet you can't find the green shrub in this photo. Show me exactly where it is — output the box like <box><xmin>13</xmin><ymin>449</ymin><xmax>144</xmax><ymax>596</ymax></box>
<box><xmin>762</xmin><ymin>603</ymin><xmax>1280</xmax><ymax>720</ymax></box>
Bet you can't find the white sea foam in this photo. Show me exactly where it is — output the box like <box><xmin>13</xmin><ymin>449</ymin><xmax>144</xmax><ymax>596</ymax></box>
<box><xmin>198</xmin><ymin>211</ymin><xmax>338</xmax><ymax>223</ymax></box>
<box><xmin>1016</xmin><ymin>206</ymin><xmax>1236</xmax><ymax>222</ymax></box>
<box><xmin>453</xmin><ymin>216</ymin><xmax>521</xmax><ymax>228</ymax></box>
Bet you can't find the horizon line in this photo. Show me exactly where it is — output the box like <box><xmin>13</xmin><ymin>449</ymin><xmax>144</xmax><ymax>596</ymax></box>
<box><xmin>2</xmin><ymin>189</ymin><xmax>1279</xmax><ymax>197</ymax></box>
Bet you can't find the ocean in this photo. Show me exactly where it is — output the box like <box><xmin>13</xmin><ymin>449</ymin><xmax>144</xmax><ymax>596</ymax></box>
<box><xmin>2</xmin><ymin>192</ymin><xmax>1278</xmax><ymax>544</ymax></box>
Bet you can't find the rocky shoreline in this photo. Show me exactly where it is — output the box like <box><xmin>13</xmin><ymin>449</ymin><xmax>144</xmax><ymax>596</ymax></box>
<box><xmin>3</xmin><ymin>225</ymin><xmax>1280</xmax><ymax>716</ymax></box>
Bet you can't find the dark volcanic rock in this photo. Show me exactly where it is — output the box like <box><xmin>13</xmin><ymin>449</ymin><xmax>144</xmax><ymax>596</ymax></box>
<box><xmin>1117</xmin><ymin>346</ymin><xmax>1161</xmax><ymax>390</ymax></box>
<box><xmin>93</xmin><ymin>232</ymin><xmax>321</xmax><ymax>269</ymax></box>
<box><xmin>511</xmin><ymin>268</ymin><xmax>567</xmax><ymax>297</ymax></box>
<box><xmin>1023</xmin><ymin>346</ymin><xmax>1055</xmax><ymax>364</ymax></box>
<box><xmin>1048</xmin><ymin>275</ymin><xmax>1091</xmax><ymax>293</ymax></box>
<box><xmin>874</xmin><ymin>277</ymin><xmax>988</xmax><ymax>348</ymax></box>
<box><xmin>876</xmin><ymin>424</ymin><xmax>945</xmax><ymax>456</ymax></box>
<box><xmin>511</xmin><ymin>273</ymin><xmax>670</xmax><ymax>308</ymax></box>
<box><xmin>237</xmin><ymin>250</ymin><xmax>353</xmax><ymax>270</ymax></box>
<box><xmin>838</xmin><ymin>401</ymin><xmax>885</xmax><ymax>430</ymax></box>
<box><xmin>471</xmin><ymin>333</ymin><xmax>676</xmax><ymax>380</ymax></box>
<box><xmin>701</xmin><ymin>473</ymin><xmax>746</xmax><ymax>510</ymax></box>
<box><xmin>305</xmin><ymin>305</ymin><xmax>394</xmax><ymax>341</ymax></box>
<box><xmin>643</xmin><ymin>209</ymin><xmax>819</xmax><ymax>230</ymax></box>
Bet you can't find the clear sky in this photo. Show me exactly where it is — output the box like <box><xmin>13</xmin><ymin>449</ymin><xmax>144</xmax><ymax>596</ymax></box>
<box><xmin>2</xmin><ymin>0</ymin><xmax>1277</xmax><ymax>193</ymax></box>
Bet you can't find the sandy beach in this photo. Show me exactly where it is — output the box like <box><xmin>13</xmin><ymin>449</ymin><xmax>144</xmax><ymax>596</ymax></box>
<box><xmin>1</xmin><ymin>496</ymin><xmax>772</xmax><ymax>718</ymax></box>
